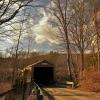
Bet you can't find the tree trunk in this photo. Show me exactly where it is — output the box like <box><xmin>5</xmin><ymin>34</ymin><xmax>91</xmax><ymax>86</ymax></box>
<box><xmin>65</xmin><ymin>28</ymin><xmax>72</xmax><ymax>80</ymax></box>
<box><xmin>97</xmin><ymin>36</ymin><xmax>100</xmax><ymax>70</ymax></box>
<box><xmin>80</xmin><ymin>49</ymin><xmax>84</xmax><ymax>79</ymax></box>
<box><xmin>12</xmin><ymin>24</ymin><xmax>22</xmax><ymax>85</ymax></box>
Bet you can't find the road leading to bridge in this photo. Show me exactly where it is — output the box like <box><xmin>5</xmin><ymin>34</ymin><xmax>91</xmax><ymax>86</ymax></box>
<box><xmin>43</xmin><ymin>88</ymin><xmax>100</xmax><ymax>100</ymax></box>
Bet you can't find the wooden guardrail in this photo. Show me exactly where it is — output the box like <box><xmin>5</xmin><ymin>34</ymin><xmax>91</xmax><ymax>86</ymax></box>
<box><xmin>30</xmin><ymin>82</ymin><xmax>44</xmax><ymax>100</ymax></box>
<box><xmin>66</xmin><ymin>81</ymin><xmax>75</xmax><ymax>88</ymax></box>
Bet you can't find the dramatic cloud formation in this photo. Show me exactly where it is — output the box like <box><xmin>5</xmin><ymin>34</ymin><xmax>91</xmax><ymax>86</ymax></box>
<box><xmin>33</xmin><ymin>8</ymin><xmax>59</xmax><ymax>44</ymax></box>
<box><xmin>0</xmin><ymin>0</ymin><xmax>60</xmax><ymax>53</ymax></box>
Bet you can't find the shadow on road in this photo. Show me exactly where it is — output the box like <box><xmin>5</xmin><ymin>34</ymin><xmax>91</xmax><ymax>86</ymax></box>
<box><xmin>41</xmin><ymin>83</ymin><xmax>66</xmax><ymax>88</ymax></box>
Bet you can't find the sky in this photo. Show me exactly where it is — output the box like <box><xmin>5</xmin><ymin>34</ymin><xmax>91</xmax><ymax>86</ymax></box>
<box><xmin>1</xmin><ymin>0</ymin><xmax>99</xmax><ymax>55</ymax></box>
<box><xmin>0</xmin><ymin>0</ymin><xmax>62</xmax><ymax>54</ymax></box>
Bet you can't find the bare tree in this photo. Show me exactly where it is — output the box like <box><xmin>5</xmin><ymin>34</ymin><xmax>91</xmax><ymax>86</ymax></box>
<box><xmin>68</xmin><ymin>0</ymin><xmax>92</xmax><ymax>78</ymax></box>
<box><xmin>92</xmin><ymin>0</ymin><xmax>100</xmax><ymax>70</ymax></box>
<box><xmin>0</xmin><ymin>0</ymin><xmax>33</xmax><ymax>25</ymax></box>
<box><xmin>11</xmin><ymin>21</ymin><xmax>25</xmax><ymax>86</ymax></box>
<box><xmin>50</xmin><ymin>0</ymin><xmax>96</xmax><ymax>81</ymax></box>
<box><xmin>50</xmin><ymin>0</ymin><xmax>75</xmax><ymax>80</ymax></box>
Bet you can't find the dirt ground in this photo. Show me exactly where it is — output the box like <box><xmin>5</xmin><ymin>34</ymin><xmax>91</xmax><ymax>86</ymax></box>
<box><xmin>43</xmin><ymin>88</ymin><xmax>100</xmax><ymax>100</ymax></box>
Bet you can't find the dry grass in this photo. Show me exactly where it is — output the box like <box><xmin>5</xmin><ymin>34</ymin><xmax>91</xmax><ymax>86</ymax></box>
<box><xmin>0</xmin><ymin>82</ymin><xmax>11</xmax><ymax>94</ymax></box>
<box><xmin>80</xmin><ymin>70</ymin><xmax>100</xmax><ymax>92</ymax></box>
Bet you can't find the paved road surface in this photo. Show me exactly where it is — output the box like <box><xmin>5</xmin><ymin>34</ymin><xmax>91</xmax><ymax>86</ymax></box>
<box><xmin>43</xmin><ymin>88</ymin><xmax>100</xmax><ymax>100</ymax></box>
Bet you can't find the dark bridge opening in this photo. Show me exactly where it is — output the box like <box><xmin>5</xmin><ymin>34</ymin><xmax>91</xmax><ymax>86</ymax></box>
<box><xmin>34</xmin><ymin>67</ymin><xmax>54</xmax><ymax>85</ymax></box>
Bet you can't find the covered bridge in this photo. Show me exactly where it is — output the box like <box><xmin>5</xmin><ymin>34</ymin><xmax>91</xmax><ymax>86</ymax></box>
<box><xmin>31</xmin><ymin>60</ymin><xmax>54</xmax><ymax>85</ymax></box>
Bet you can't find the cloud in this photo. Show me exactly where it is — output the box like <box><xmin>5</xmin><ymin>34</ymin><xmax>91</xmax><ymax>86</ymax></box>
<box><xmin>33</xmin><ymin>8</ymin><xmax>59</xmax><ymax>45</ymax></box>
<box><xmin>0</xmin><ymin>0</ymin><xmax>60</xmax><ymax>53</ymax></box>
